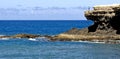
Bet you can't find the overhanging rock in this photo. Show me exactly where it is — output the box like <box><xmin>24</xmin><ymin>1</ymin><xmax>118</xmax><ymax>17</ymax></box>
<box><xmin>85</xmin><ymin>4</ymin><xmax>120</xmax><ymax>34</ymax></box>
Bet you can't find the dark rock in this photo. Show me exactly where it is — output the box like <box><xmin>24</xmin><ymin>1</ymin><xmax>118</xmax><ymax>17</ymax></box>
<box><xmin>0</xmin><ymin>36</ymin><xmax>11</xmax><ymax>38</ymax></box>
<box><xmin>0</xmin><ymin>34</ymin><xmax>41</xmax><ymax>39</ymax></box>
<box><xmin>12</xmin><ymin>34</ymin><xmax>40</xmax><ymax>38</ymax></box>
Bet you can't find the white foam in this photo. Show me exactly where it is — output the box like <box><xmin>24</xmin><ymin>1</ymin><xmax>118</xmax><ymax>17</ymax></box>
<box><xmin>0</xmin><ymin>35</ymin><xmax>9</xmax><ymax>40</ymax></box>
<box><xmin>28</xmin><ymin>38</ymin><xmax>37</xmax><ymax>41</ymax></box>
<box><xmin>0</xmin><ymin>38</ymin><xmax>9</xmax><ymax>40</ymax></box>
<box><xmin>73</xmin><ymin>40</ymin><xmax>105</xmax><ymax>44</ymax></box>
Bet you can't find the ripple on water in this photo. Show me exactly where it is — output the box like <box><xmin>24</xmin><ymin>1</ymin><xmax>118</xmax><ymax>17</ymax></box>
<box><xmin>0</xmin><ymin>40</ymin><xmax>119</xmax><ymax>59</ymax></box>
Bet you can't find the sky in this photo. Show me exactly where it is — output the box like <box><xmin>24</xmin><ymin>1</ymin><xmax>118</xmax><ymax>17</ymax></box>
<box><xmin>0</xmin><ymin>0</ymin><xmax>120</xmax><ymax>20</ymax></box>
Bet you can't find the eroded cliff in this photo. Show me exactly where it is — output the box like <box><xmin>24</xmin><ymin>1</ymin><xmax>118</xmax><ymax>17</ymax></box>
<box><xmin>51</xmin><ymin>4</ymin><xmax>120</xmax><ymax>44</ymax></box>
<box><xmin>85</xmin><ymin>4</ymin><xmax>120</xmax><ymax>34</ymax></box>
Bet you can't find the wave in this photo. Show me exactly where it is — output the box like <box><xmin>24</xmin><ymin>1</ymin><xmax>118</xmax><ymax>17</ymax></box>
<box><xmin>28</xmin><ymin>38</ymin><xmax>37</xmax><ymax>41</ymax></box>
<box><xmin>72</xmin><ymin>40</ymin><xmax>105</xmax><ymax>44</ymax></box>
<box><xmin>0</xmin><ymin>36</ymin><xmax>50</xmax><ymax>42</ymax></box>
<box><xmin>27</xmin><ymin>37</ymin><xmax>50</xmax><ymax>41</ymax></box>
<box><xmin>0</xmin><ymin>38</ymin><xmax>9</xmax><ymax>40</ymax></box>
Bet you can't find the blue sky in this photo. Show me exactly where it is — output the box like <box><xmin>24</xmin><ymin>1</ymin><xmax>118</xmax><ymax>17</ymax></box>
<box><xmin>0</xmin><ymin>0</ymin><xmax>120</xmax><ymax>20</ymax></box>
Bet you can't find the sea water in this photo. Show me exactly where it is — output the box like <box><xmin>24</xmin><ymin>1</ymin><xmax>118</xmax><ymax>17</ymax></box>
<box><xmin>0</xmin><ymin>20</ymin><xmax>120</xmax><ymax>59</ymax></box>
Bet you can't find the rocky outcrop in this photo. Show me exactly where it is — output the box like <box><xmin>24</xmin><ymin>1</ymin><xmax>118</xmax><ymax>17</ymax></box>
<box><xmin>51</xmin><ymin>4</ymin><xmax>120</xmax><ymax>44</ymax></box>
<box><xmin>0</xmin><ymin>34</ymin><xmax>41</xmax><ymax>39</ymax></box>
<box><xmin>12</xmin><ymin>34</ymin><xmax>41</xmax><ymax>38</ymax></box>
<box><xmin>85</xmin><ymin>4</ymin><xmax>120</xmax><ymax>34</ymax></box>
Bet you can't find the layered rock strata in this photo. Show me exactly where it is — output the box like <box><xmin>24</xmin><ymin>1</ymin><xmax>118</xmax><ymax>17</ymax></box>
<box><xmin>52</xmin><ymin>4</ymin><xmax>120</xmax><ymax>44</ymax></box>
<box><xmin>85</xmin><ymin>4</ymin><xmax>120</xmax><ymax>34</ymax></box>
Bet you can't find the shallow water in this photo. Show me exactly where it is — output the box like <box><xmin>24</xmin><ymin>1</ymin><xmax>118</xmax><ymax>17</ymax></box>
<box><xmin>0</xmin><ymin>39</ymin><xmax>120</xmax><ymax>59</ymax></box>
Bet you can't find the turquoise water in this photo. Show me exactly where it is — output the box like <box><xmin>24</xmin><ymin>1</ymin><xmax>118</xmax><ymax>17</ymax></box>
<box><xmin>0</xmin><ymin>40</ymin><xmax>120</xmax><ymax>59</ymax></box>
<box><xmin>0</xmin><ymin>20</ymin><xmax>119</xmax><ymax>59</ymax></box>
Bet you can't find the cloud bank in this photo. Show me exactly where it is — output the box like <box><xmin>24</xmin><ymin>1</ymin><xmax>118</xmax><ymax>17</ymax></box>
<box><xmin>0</xmin><ymin>6</ymin><xmax>88</xmax><ymax>20</ymax></box>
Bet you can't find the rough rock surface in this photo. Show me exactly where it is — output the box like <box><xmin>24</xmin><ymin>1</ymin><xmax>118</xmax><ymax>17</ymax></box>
<box><xmin>12</xmin><ymin>34</ymin><xmax>41</xmax><ymax>38</ymax></box>
<box><xmin>52</xmin><ymin>4</ymin><xmax>120</xmax><ymax>44</ymax></box>
<box><xmin>0</xmin><ymin>34</ymin><xmax>41</xmax><ymax>39</ymax></box>
<box><xmin>85</xmin><ymin>4</ymin><xmax>120</xmax><ymax>34</ymax></box>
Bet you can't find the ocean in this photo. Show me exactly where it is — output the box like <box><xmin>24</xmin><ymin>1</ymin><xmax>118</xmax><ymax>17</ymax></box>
<box><xmin>0</xmin><ymin>20</ymin><xmax>120</xmax><ymax>59</ymax></box>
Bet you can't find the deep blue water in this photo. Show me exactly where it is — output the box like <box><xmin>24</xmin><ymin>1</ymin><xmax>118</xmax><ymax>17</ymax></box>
<box><xmin>0</xmin><ymin>20</ymin><xmax>120</xmax><ymax>59</ymax></box>
<box><xmin>0</xmin><ymin>20</ymin><xmax>92</xmax><ymax>35</ymax></box>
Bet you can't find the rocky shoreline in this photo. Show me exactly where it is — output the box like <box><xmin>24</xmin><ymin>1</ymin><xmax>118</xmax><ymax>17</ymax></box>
<box><xmin>0</xmin><ymin>34</ymin><xmax>40</xmax><ymax>38</ymax></box>
<box><xmin>50</xmin><ymin>28</ymin><xmax>120</xmax><ymax>44</ymax></box>
<box><xmin>50</xmin><ymin>4</ymin><xmax>120</xmax><ymax>44</ymax></box>
<box><xmin>0</xmin><ymin>33</ymin><xmax>120</xmax><ymax>44</ymax></box>
<box><xmin>1</xmin><ymin>4</ymin><xmax>120</xmax><ymax>44</ymax></box>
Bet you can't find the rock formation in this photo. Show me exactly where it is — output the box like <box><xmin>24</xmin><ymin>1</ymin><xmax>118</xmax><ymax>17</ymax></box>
<box><xmin>51</xmin><ymin>4</ymin><xmax>120</xmax><ymax>44</ymax></box>
<box><xmin>12</xmin><ymin>34</ymin><xmax>41</xmax><ymax>38</ymax></box>
<box><xmin>0</xmin><ymin>34</ymin><xmax>41</xmax><ymax>39</ymax></box>
<box><xmin>85</xmin><ymin>4</ymin><xmax>120</xmax><ymax>34</ymax></box>
<box><xmin>0</xmin><ymin>34</ymin><xmax>52</xmax><ymax>40</ymax></box>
